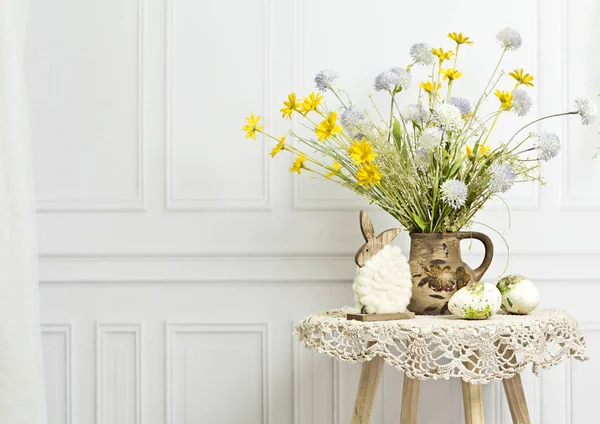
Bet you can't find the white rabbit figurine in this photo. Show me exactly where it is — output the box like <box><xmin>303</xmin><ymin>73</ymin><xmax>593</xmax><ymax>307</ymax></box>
<box><xmin>353</xmin><ymin>211</ymin><xmax>412</xmax><ymax>314</ymax></box>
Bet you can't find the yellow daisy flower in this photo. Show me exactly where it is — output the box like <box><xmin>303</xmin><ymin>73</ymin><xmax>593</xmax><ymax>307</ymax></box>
<box><xmin>325</xmin><ymin>161</ymin><xmax>342</xmax><ymax>178</ymax></box>
<box><xmin>356</xmin><ymin>163</ymin><xmax>382</xmax><ymax>187</ymax></box>
<box><xmin>289</xmin><ymin>154</ymin><xmax>305</xmax><ymax>174</ymax></box>
<box><xmin>441</xmin><ymin>68</ymin><xmax>463</xmax><ymax>81</ymax></box>
<box><xmin>495</xmin><ymin>90</ymin><xmax>513</xmax><ymax>110</ymax></box>
<box><xmin>508</xmin><ymin>68</ymin><xmax>534</xmax><ymax>87</ymax></box>
<box><xmin>242</xmin><ymin>113</ymin><xmax>263</xmax><ymax>140</ymax></box>
<box><xmin>270</xmin><ymin>135</ymin><xmax>286</xmax><ymax>158</ymax></box>
<box><xmin>315</xmin><ymin>111</ymin><xmax>343</xmax><ymax>141</ymax></box>
<box><xmin>419</xmin><ymin>81</ymin><xmax>443</xmax><ymax>95</ymax></box>
<box><xmin>466</xmin><ymin>143</ymin><xmax>491</xmax><ymax>158</ymax></box>
<box><xmin>349</xmin><ymin>138</ymin><xmax>378</xmax><ymax>164</ymax></box>
<box><xmin>448</xmin><ymin>32</ymin><xmax>474</xmax><ymax>45</ymax></box>
<box><xmin>280</xmin><ymin>93</ymin><xmax>300</xmax><ymax>119</ymax></box>
<box><xmin>298</xmin><ymin>92</ymin><xmax>323</xmax><ymax>115</ymax></box>
<box><xmin>431</xmin><ymin>47</ymin><xmax>453</xmax><ymax>62</ymax></box>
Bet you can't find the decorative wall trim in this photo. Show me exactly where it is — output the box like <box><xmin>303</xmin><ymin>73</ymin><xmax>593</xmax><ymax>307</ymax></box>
<box><xmin>96</xmin><ymin>323</ymin><xmax>142</xmax><ymax>424</ymax></box>
<box><xmin>36</xmin><ymin>0</ymin><xmax>146</xmax><ymax>213</ymax></box>
<box><xmin>165</xmin><ymin>322</ymin><xmax>269</xmax><ymax>424</ymax></box>
<box><xmin>290</xmin><ymin>0</ymin><xmax>374</xmax><ymax>212</ymax></box>
<box><xmin>292</xmin><ymin>327</ymin><xmax>341</xmax><ymax>424</ymax></box>
<box><xmin>164</xmin><ymin>0</ymin><xmax>272</xmax><ymax>211</ymax></box>
<box><xmin>37</xmin><ymin>252</ymin><xmax>600</xmax><ymax>284</ymax></box>
<box><xmin>41</xmin><ymin>324</ymin><xmax>72</xmax><ymax>424</ymax></box>
<box><xmin>559</xmin><ymin>0</ymin><xmax>600</xmax><ymax>210</ymax></box>
<box><xmin>567</xmin><ymin>323</ymin><xmax>600</xmax><ymax>424</ymax></box>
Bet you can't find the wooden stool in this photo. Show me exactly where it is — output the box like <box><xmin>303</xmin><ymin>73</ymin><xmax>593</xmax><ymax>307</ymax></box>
<box><xmin>296</xmin><ymin>308</ymin><xmax>588</xmax><ymax>424</ymax></box>
<box><xmin>350</xmin><ymin>361</ymin><xmax>531</xmax><ymax>424</ymax></box>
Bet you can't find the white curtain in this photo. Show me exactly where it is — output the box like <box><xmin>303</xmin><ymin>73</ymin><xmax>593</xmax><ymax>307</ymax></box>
<box><xmin>0</xmin><ymin>0</ymin><xmax>47</xmax><ymax>423</ymax></box>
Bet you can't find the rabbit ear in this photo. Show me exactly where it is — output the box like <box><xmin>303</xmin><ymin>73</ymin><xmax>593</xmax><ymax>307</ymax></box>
<box><xmin>359</xmin><ymin>211</ymin><xmax>375</xmax><ymax>241</ymax></box>
<box><xmin>376</xmin><ymin>228</ymin><xmax>400</xmax><ymax>245</ymax></box>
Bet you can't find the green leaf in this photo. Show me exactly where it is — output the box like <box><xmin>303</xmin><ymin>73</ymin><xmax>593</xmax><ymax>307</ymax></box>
<box><xmin>472</xmin><ymin>139</ymin><xmax>480</xmax><ymax>156</ymax></box>
<box><xmin>392</xmin><ymin>118</ymin><xmax>402</xmax><ymax>144</ymax></box>
<box><xmin>411</xmin><ymin>213</ymin><xmax>427</xmax><ymax>232</ymax></box>
<box><xmin>507</xmin><ymin>297</ymin><xmax>513</xmax><ymax>308</ymax></box>
<box><xmin>448</xmin><ymin>157</ymin><xmax>465</xmax><ymax>178</ymax></box>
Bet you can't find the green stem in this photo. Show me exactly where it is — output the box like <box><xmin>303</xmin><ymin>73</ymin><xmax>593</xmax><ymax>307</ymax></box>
<box><xmin>482</xmin><ymin>109</ymin><xmax>503</xmax><ymax>146</ymax></box>
<box><xmin>507</xmin><ymin>111</ymin><xmax>578</xmax><ymax>144</ymax></box>
<box><xmin>387</xmin><ymin>93</ymin><xmax>396</xmax><ymax>143</ymax></box>
<box><xmin>330</xmin><ymin>88</ymin><xmax>347</xmax><ymax>109</ymax></box>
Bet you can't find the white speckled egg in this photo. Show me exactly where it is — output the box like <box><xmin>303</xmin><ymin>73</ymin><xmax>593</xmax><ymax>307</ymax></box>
<box><xmin>448</xmin><ymin>282</ymin><xmax>502</xmax><ymax>320</ymax></box>
<box><xmin>496</xmin><ymin>275</ymin><xmax>539</xmax><ymax>315</ymax></box>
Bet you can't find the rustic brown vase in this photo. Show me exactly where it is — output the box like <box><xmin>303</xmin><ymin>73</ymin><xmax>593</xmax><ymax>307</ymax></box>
<box><xmin>408</xmin><ymin>232</ymin><xmax>494</xmax><ymax>315</ymax></box>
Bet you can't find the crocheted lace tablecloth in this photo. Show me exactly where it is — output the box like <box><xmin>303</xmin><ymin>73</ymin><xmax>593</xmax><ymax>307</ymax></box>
<box><xmin>295</xmin><ymin>308</ymin><xmax>589</xmax><ymax>384</ymax></box>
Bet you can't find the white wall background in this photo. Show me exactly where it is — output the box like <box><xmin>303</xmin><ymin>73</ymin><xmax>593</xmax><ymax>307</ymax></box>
<box><xmin>25</xmin><ymin>0</ymin><xmax>600</xmax><ymax>423</ymax></box>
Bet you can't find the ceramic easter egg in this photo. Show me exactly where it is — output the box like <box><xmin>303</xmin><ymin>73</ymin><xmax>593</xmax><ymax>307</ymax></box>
<box><xmin>448</xmin><ymin>282</ymin><xmax>502</xmax><ymax>320</ymax></box>
<box><xmin>496</xmin><ymin>275</ymin><xmax>539</xmax><ymax>314</ymax></box>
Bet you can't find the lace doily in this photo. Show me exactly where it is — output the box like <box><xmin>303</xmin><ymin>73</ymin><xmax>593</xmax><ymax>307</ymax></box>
<box><xmin>295</xmin><ymin>308</ymin><xmax>589</xmax><ymax>384</ymax></box>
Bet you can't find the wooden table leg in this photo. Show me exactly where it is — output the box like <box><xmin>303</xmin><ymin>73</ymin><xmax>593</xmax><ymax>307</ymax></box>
<box><xmin>400</xmin><ymin>376</ymin><xmax>420</xmax><ymax>424</ymax></box>
<box><xmin>499</xmin><ymin>344</ymin><xmax>531</xmax><ymax>424</ymax></box>
<box><xmin>461</xmin><ymin>380</ymin><xmax>485</xmax><ymax>424</ymax></box>
<box><xmin>350</xmin><ymin>355</ymin><xmax>384</xmax><ymax>424</ymax></box>
<box><xmin>503</xmin><ymin>373</ymin><xmax>531</xmax><ymax>424</ymax></box>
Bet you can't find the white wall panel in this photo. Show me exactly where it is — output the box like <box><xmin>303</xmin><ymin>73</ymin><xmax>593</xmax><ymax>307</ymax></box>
<box><xmin>561</xmin><ymin>0</ymin><xmax>600</xmax><ymax>209</ymax></box>
<box><xmin>166</xmin><ymin>323</ymin><xmax>268</xmax><ymax>424</ymax></box>
<box><xmin>292</xmin><ymin>343</ymin><xmax>337</xmax><ymax>424</ymax></box>
<box><xmin>29</xmin><ymin>0</ymin><xmax>600</xmax><ymax>422</ymax></box>
<box><xmin>42</xmin><ymin>325</ymin><xmax>72</xmax><ymax>424</ymax></box>
<box><xmin>96</xmin><ymin>324</ymin><xmax>141</xmax><ymax>424</ymax></box>
<box><xmin>166</xmin><ymin>0</ymin><xmax>271</xmax><ymax>210</ymax></box>
<box><xmin>25</xmin><ymin>0</ymin><xmax>144</xmax><ymax>211</ymax></box>
<box><xmin>570</xmin><ymin>325</ymin><xmax>600</xmax><ymax>424</ymax></box>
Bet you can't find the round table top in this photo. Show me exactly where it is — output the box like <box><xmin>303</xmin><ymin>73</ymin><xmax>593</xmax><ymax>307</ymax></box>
<box><xmin>294</xmin><ymin>307</ymin><xmax>588</xmax><ymax>384</ymax></box>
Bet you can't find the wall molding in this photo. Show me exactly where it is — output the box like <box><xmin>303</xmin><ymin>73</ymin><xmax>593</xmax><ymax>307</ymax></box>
<box><xmin>36</xmin><ymin>0</ymin><xmax>146</xmax><ymax>213</ymax></box>
<box><xmin>37</xmin><ymin>252</ymin><xmax>600</xmax><ymax>284</ymax></box>
<box><xmin>559</xmin><ymin>0</ymin><xmax>600</xmax><ymax>211</ymax></box>
<box><xmin>41</xmin><ymin>324</ymin><xmax>72</xmax><ymax>424</ymax></box>
<box><xmin>95</xmin><ymin>323</ymin><xmax>142</xmax><ymax>424</ymax></box>
<box><xmin>165</xmin><ymin>322</ymin><xmax>269</xmax><ymax>424</ymax></box>
<box><xmin>567</xmin><ymin>323</ymin><xmax>600</xmax><ymax>424</ymax></box>
<box><xmin>164</xmin><ymin>0</ymin><xmax>272</xmax><ymax>211</ymax></box>
<box><xmin>292</xmin><ymin>326</ymin><xmax>341</xmax><ymax>424</ymax></box>
<box><xmin>290</xmin><ymin>0</ymin><xmax>373</xmax><ymax>212</ymax></box>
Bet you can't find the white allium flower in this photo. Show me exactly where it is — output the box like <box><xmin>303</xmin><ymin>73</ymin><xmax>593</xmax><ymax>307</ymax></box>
<box><xmin>410</xmin><ymin>43</ymin><xmax>436</xmax><ymax>66</ymax></box>
<box><xmin>534</xmin><ymin>132</ymin><xmax>561</xmax><ymax>162</ymax></box>
<box><xmin>434</xmin><ymin>103</ymin><xmax>464</xmax><ymax>131</ymax></box>
<box><xmin>401</xmin><ymin>104</ymin><xmax>429</xmax><ymax>123</ymax></box>
<box><xmin>314</xmin><ymin>69</ymin><xmax>338</xmax><ymax>92</ymax></box>
<box><xmin>340</xmin><ymin>107</ymin><xmax>366</xmax><ymax>129</ymax></box>
<box><xmin>449</xmin><ymin>97</ymin><xmax>473</xmax><ymax>116</ymax></box>
<box><xmin>574</xmin><ymin>97</ymin><xmax>597</xmax><ymax>125</ymax></box>
<box><xmin>511</xmin><ymin>88</ymin><xmax>532</xmax><ymax>116</ymax></box>
<box><xmin>414</xmin><ymin>148</ymin><xmax>430</xmax><ymax>171</ymax></box>
<box><xmin>418</xmin><ymin>127</ymin><xmax>443</xmax><ymax>149</ymax></box>
<box><xmin>440</xmin><ymin>179</ymin><xmax>468</xmax><ymax>209</ymax></box>
<box><xmin>374</xmin><ymin>71</ymin><xmax>400</xmax><ymax>92</ymax></box>
<box><xmin>489</xmin><ymin>163</ymin><xmax>516</xmax><ymax>193</ymax></box>
<box><xmin>496</xmin><ymin>27</ymin><xmax>522</xmax><ymax>51</ymax></box>
<box><xmin>390</xmin><ymin>67</ymin><xmax>412</xmax><ymax>90</ymax></box>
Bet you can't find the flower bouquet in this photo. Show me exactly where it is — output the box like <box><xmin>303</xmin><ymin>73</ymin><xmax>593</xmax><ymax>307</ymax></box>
<box><xmin>242</xmin><ymin>28</ymin><xmax>596</xmax><ymax>314</ymax></box>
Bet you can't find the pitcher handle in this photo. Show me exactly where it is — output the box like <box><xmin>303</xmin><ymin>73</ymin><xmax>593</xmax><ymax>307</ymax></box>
<box><xmin>456</xmin><ymin>232</ymin><xmax>494</xmax><ymax>282</ymax></box>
